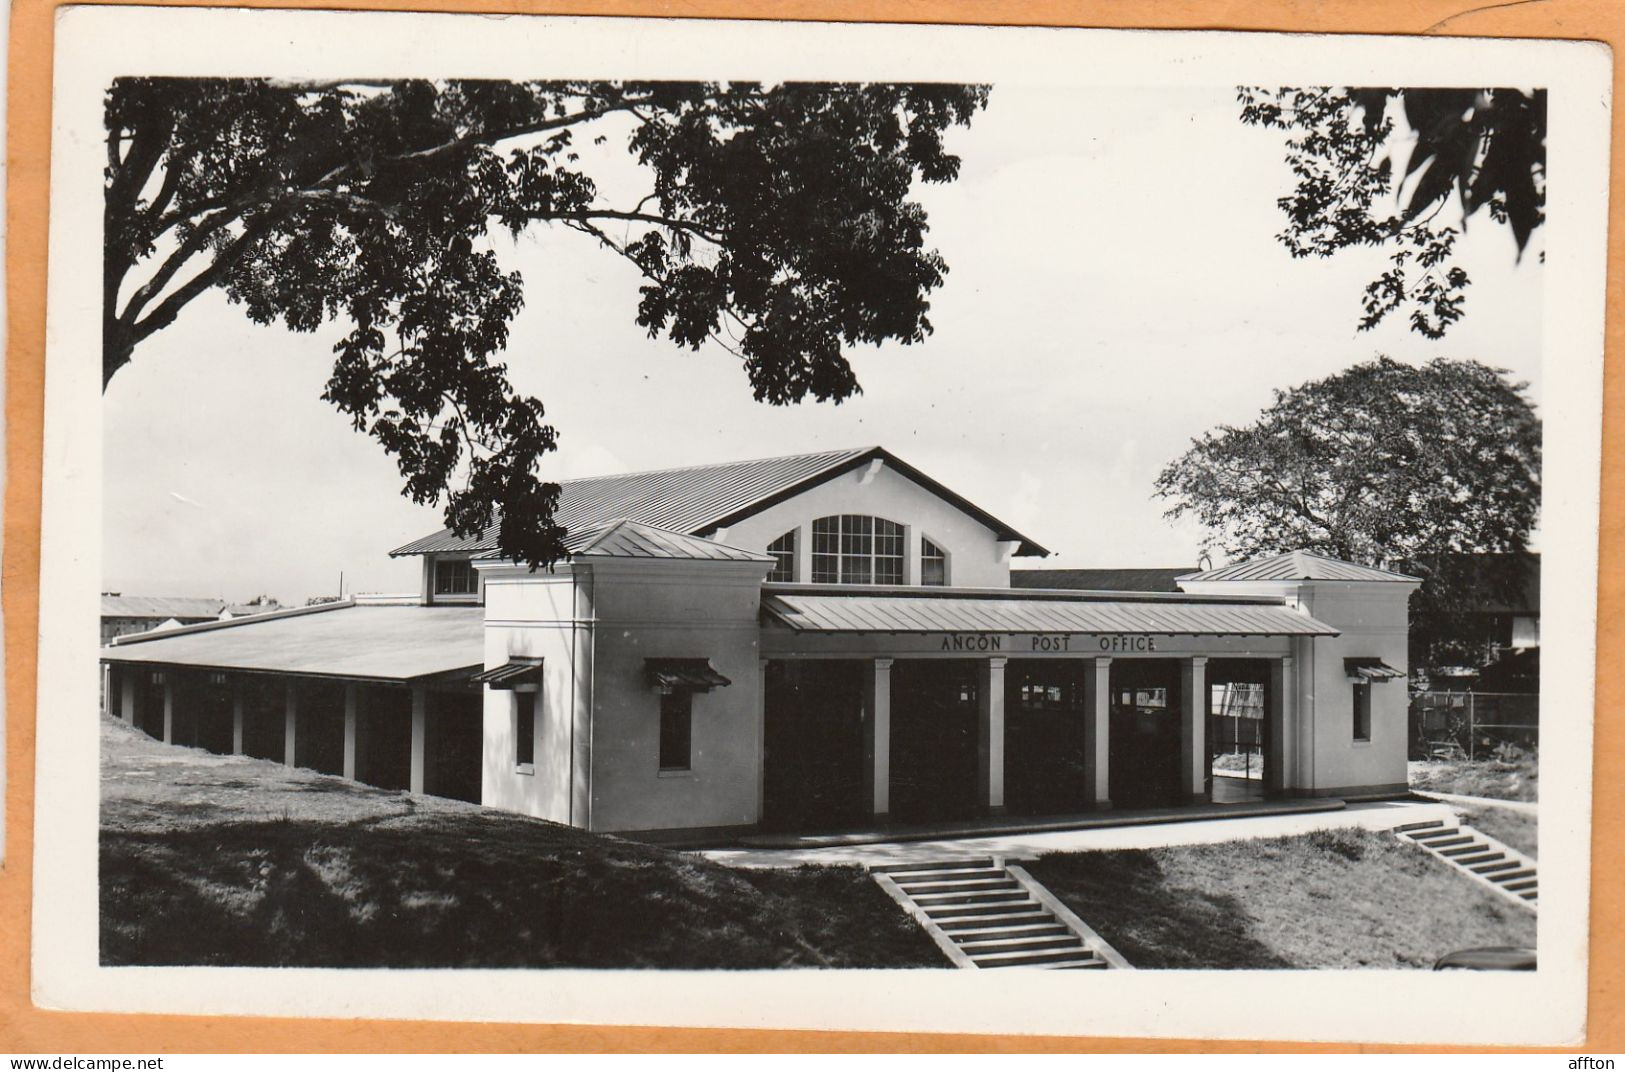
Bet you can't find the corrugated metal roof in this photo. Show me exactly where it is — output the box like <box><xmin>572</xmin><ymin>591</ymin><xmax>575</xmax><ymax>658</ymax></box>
<box><xmin>761</xmin><ymin>591</ymin><xmax>1339</xmax><ymax>636</ymax></box>
<box><xmin>391</xmin><ymin>446</ymin><xmax>1048</xmax><ymax>558</ymax></box>
<box><xmin>569</xmin><ymin>519</ymin><xmax>775</xmax><ymax>563</ymax></box>
<box><xmin>101</xmin><ymin>605</ymin><xmax>484</xmax><ymax>681</ymax></box>
<box><xmin>1012</xmin><ymin>568</ymin><xmax>1195</xmax><ymax>593</ymax></box>
<box><xmin>1179</xmin><ymin>551</ymin><xmax>1419</xmax><ymax>584</ymax></box>
<box><xmin>102</xmin><ymin>595</ymin><xmax>226</xmax><ymax>620</ymax></box>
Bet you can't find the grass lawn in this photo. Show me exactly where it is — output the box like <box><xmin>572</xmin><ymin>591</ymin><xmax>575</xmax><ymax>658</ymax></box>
<box><xmin>100</xmin><ymin>717</ymin><xmax>942</xmax><ymax>969</ymax></box>
<box><xmin>1025</xmin><ymin>827</ymin><xmax>1535</xmax><ymax>969</ymax></box>
<box><xmin>1455</xmin><ymin>804</ymin><xmax>1538</xmax><ymax>859</ymax></box>
<box><xmin>1408</xmin><ymin>755</ymin><xmax>1538</xmax><ymax>802</ymax></box>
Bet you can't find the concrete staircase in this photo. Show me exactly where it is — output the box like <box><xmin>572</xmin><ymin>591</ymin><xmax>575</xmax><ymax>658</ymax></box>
<box><xmin>870</xmin><ymin>856</ymin><xmax>1133</xmax><ymax>970</ymax></box>
<box><xmin>1395</xmin><ymin>819</ymin><xmax>1538</xmax><ymax>909</ymax></box>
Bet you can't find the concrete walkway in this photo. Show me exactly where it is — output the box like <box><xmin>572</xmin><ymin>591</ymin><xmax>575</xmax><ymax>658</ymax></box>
<box><xmin>1410</xmin><ymin>789</ymin><xmax>1538</xmax><ymax>815</ymax></box>
<box><xmin>700</xmin><ymin>798</ymin><xmax>1457</xmax><ymax>869</ymax></box>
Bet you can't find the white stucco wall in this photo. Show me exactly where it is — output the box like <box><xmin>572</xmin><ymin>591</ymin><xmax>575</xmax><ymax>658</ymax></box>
<box><xmin>478</xmin><ymin>569</ymin><xmax>580</xmax><ymax>823</ymax></box>
<box><xmin>707</xmin><ymin>462</ymin><xmax>1020</xmax><ymax>588</ymax></box>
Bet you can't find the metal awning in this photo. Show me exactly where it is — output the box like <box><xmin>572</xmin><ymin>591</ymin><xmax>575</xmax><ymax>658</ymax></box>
<box><xmin>472</xmin><ymin>658</ymin><xmax>543</xmax><ymax>689</ymax></box>
<box><xmin>645</xmin><ymin>658</ymin><xmax>732</xmax><ymax>692</ymax></box>
<box><xmin>761</xmin><ymin>591</ymin><xmax>1339</xmax><ymax>637</ymax></box>
<box><xmin>1346</xmin><ymin>657</ymin><xmax>1405</xmax><ymax>681</ymax></box>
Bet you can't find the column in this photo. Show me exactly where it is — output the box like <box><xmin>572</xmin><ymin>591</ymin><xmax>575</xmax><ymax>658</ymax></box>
<box><xmin>1266</xmin><ymin>656</ymin><xmax>1294</xmax><ymax>795</ymax></box>
<box><xmin>1179</xmin><ymin>657</ymin><xmax>1208</xmax><ymax>803</ymax></box>
<box><xmin>409</xmin><ymin>684</ymin><xmax>429</xmax><ymax>794</ymax></box>
<box><xmin>1082</xmin><ymin>657</ymin><xmax>1112</xmax><ymax>808</ymax></box>
<box><xmin>230</xmin><ymin>678</ymin><xmax>245</xmax><ymax>755</ymax></box>
<box><xmin>119</xmin><ymin>670</ymin><xmax>136</xmax><ymax>725</ymax></box>
<box><xmin>862</xmin><ymin>658</ymin><xmax>894</xmax><ymax>820</ymax></box>
<box><xmin>793</xmin><ymin>524</ymin><xmax>813</xmax><ymax>584</ymax></box>
<box><xmin>161</xmin><ymin>674</ymin><xmax>175</xmax><ymax>744</ymax></box>
<box><xmin>977</xmin><ymin>657</ymin><xmax>1008</xmax><ymax>814</ymax></box>
<box><xmin>755</xmin><ymin>660</ymin><xmax>769</xmax><ymax>823</ymax></box>
<box><xmin>283</xmin><ymin>681</ymin><xmax>298</xmax><ymax>767</ymax></box>
<box><xmin>342</xmin><ymin>683</ymin><xmax>359</xmax><ymax>780</ymax></box>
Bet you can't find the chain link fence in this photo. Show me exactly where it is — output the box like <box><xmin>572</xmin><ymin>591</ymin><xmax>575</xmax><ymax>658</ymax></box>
<box><xmin>1409</xmin><ymin>690</ymin><xmax>1538</xmax><ymax>760</ymax></box>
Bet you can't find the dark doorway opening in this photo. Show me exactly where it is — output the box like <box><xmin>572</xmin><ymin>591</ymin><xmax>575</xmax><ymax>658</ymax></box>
<box><xmin>296</xmin><ymin>681</ymin><xmax>347</xmax><ymax>776</ymax></box>
<box><xmin>191</xmin><ymin>674</ymin><xmax>235</xmax><ymax>755</ymax></box>
<box><xmin>134</xmin><ymin>671</ymin><xmax>166</xmax><ymax>740</ymax></box>
<box><xmin>889</xmin><ymin>659</ymin><xmax>980</xmax><ymax>824</ymax></box>
<box><xmin>1108</xmin><ymin>659</ymin><xmax>1183</xmax><ymax>808</ymax></box>
<box><xmin>428</xmin><ymin>689</ymin><xmax>483</xmax><ymax>803</ymax></box>
<box><xmin>1207</xmin><ymin>659</ymin><xmax>1270</xmax><ymax>804</ymax></box>
<box><xmin>1003</xmin><ymin>660</ymin><xmax>1091</xmax><ymax>816</ymax></box>
<box><xmin>358</xmin><ymin>686</ymin><xmax>411</xmax><ymax>790</ymax></box>
<box><xmin>762</xmin><ymin>660</ymin><xmax>866</xmax><ymax>831</ymax></box>
<box><xmin>240</xmin><ymin>676</ymin><xmax>286</xmax><ymax>761</ymax></box>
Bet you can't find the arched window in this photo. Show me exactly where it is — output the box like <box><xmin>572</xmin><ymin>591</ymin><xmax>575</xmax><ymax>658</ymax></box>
<box><xmin>811</xmin><ymin>515</ymin><xmax>904</xmax><ymax>585</ymax></box>
<box><xmin>921</xmin><ymin>536</ymin><xmax>948</xmax><ymax>586</ymax></box>
<box><xmin>766</xmin><ymin>529</ymin><xmax>796</xmax><ymax>582</ymax></box>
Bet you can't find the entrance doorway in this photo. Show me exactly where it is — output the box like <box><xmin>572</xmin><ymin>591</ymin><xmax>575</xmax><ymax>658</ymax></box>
<box><xmin>1108</xmin><ymin>659</ymin><xmax>1183</xmax><ymax>808</ymax></box>
<box><xmin>1206</xmin><ymin>659</ymin><xmax>1270</xmax><ymax>804</ymax></box>
<box><xmin>889</xmin><ymin>659</ymin><xmax>980</xmax><ymax>823</ymax></box>
<box><xmin>1003</xmin><ymin>659</ymin><xmax>1090</xmax><ymax>815</ymax></box>
<box><xmin>762</xmin><ymin>660</ymin><xmax>867</xmax><ymax>831</ymax></box>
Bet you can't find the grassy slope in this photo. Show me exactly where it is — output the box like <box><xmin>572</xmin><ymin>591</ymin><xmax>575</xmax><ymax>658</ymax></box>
<box><xmin>1026</xmin><ymin>828</ymin><xmax>1535</xmax><ymax>970</ymax></box>
<box><xmin>1408</xmin><ymin>756</ymin><xmax>1538</xmax><ymax>802</ymax></box>
<box><xmin>100</xmin><ymin>718</ymin><xmax>942</xmax><ymax>969</ymax></box>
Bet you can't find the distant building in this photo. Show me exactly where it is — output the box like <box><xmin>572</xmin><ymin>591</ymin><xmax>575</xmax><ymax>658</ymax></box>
<box><xmin>101</xmin><ymin>594</ymin><xmax>284</xmax><ymax>644</ymax></box>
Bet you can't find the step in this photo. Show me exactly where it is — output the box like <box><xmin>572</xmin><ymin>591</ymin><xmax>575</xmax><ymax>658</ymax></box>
<box><xmin>873</xmin><ymin>858</ymin><xmax>995</xmax><ymax>875</ymax></box>
<box><xmin>1452</xmin><ymin>851</ymin><xmax>1505</xmax><ymax>866</ymax></box>
<box><xmin>1409</xmin><ymin>828</ymin><xmax>1462</xmax><ymax>841</ymax></box>
<box><xmin>958</xmin><ymin>934</ymin><xmax>1085</xmax><ymax>956</ymax></box>
<box><xmin>935</xmin><ymin>910</ymin><xmax>1051</xmax><ymax>930</ymax></box>
<box><xmin>1420</xmin><ymin>836</ymin><xmax>1475</xmax><ymax>850</ymax></box>
<box><xmin>1394</xmin><ymin>820</ymin><xmax>1448</xmax><ymax>833</ymax></box>
<box><xmin>1486</xmin><ymin>869</ymin><xmax>1536</xmax><ymax>884</ymax></box>
<box><xmin>971</xmin><ymin>947</ymin><xmax>1102</xmax><ymax>967</ymax></box>
<box><xmin>1440</xmin><ymin>843</ymin><xmax>1492</xmax><ymax>858</ymax></box>
<box><xmin>1503</xmin><ymin>879</ymin><xmax>1539</xmax><ymax>892</ymax></box>
<box><xmin>1519</xmin><ymin>891</ymin><xmax>1539</xmax><ymax>901</ymax></box>
<box><xmin>1049</xmin><ymin>959</ymin><xmax>1110</xmax><ymax>969</ymax></box>
<box><xmin>1470</xmin><ymin>860</ymin><xmax>1521</xmax><ymax>874</ymax></box>
<box><xmin>943</xmin><ymin>921</ymin><xmax>1068</xmax><ymax>940</ymax></box>
<box><xmin>887</xmin><ymin>868</ymin><xmax>1006</xmax><ymax>884</ymax></box>
<box><xmin>925</xmin><ymin>901</ymin><xmax>1042</xmax><ymax>921</ymax></box>
<box><xmin>896</xmin><ymin>878</ymin><xmax>1019</xmax><ymax>895</ymax></box>
<box><xmin>911</xmin><ymin>890</ymin><xmax>1030</xmax><ymax>907</ymax></box>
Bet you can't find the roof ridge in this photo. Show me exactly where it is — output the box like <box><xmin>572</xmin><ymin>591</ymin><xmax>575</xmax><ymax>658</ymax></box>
<box><xmin>555</xmin><ymin>445</ymin><xmax>876</xmax><ymax>486</ymax></box>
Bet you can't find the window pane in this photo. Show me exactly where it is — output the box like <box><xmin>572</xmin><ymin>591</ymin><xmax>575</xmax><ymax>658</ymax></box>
<box><xmin>660</xmin><ymin>691</ymin><xmax>692</xmax><ymax>770</ymax></box>
<box><xmin>921</xmin><ymin>536</ymin><xmax>946</xmax><ymax>586</ymax></box>
<box><xmin>767</xmin><ymin>529</ymin><xmax>796</xmax><ymax>582</ymax></box>
<box><xmin>1353</xmin><ymin>684</ymin><xmax>1371</xmax><ymax>741</ymax></box>
<box><xmin>812</xmin><ymin>552</ymin><xmax>839</xmax><ymax>584</ymax></box>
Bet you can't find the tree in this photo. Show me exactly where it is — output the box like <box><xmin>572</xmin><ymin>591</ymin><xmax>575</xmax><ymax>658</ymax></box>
<box><xmin>105</xmin><ymin>79</ymin><xmax>989</xmax><ymax>566</ymax></box>
<box><xmin>1239</xmin><ymin>87</ymin><xmax>1545</xmax><ymax>339</ymax></box>
<box><xmin>1154</xmin><ymin>357</ymin><xmax>1541</xmax><ymax>676</ymax></box>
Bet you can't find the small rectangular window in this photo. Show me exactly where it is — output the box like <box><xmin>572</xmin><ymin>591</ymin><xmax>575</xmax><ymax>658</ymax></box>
<box><xmin>434</xmin><ymin>557</ymin><xmax>477</xmax><ymax>595</ymax></box>
<box><xmin>1352</xmin><ymin>683</ymin><xmax>1371</xmax><ymax>742</ymax></box>
<box><xmin>516</xmin><ymin>691</ymin><xmax>536</xmax><ymax>767</ymax></box>
<box><xmin>659</xmin><ymin>690</ymin><xmax>693</xmax><ymax>771</ymax></box>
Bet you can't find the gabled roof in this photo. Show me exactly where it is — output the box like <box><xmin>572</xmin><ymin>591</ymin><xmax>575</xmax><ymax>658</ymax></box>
<box><xmin>1012</xmin><ymin>568</ymin><xmax>1195</xmax><ymax>594</ymax></box>
<box><xmin>1178</xmin><ymin>550</ymin><xmax>1420</xmax><ymax>584</ymax></box>
<box><xmin>101</xmin><ymin>595</ymin><xmax>226</xmax><ymax>620</ymax></box>
<box><xmin>391</xmin><ymin>447</ymin><xmax>1048</xmax><ymax>558</ymax></box>
<box><xmin>563</xmin><ymin>519</ymin><xmax>774</xmax><ymax>563</ymax></box>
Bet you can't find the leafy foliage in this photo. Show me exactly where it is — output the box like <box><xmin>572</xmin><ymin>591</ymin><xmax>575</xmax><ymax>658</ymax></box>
<box><xmin>105</xmin><ymin>79</ymin><xmax>988</xmax><ymax>566</ymax></box>
<box><xmin>1154</xmin><ymin>358</ymin><xmax>1541</xmax><ymax>676</ymax></box>
<box><xmin>1240</xmin><ymin>87</ymin><xmax>1545</xmax><ymax>338</ymax></box>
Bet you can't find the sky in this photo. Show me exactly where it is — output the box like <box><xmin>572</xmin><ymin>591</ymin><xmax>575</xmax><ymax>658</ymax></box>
<box><xmin>101</xmin><ymin>83</ymin><xmax>1544</xmax><ymax>603</ymax></box>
